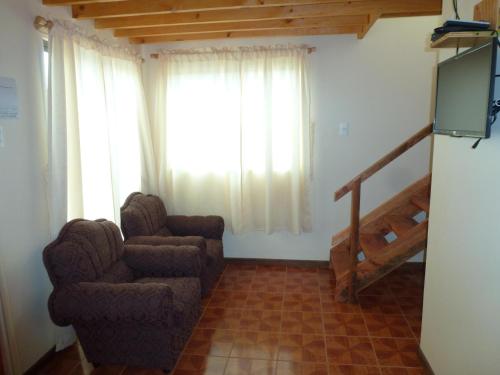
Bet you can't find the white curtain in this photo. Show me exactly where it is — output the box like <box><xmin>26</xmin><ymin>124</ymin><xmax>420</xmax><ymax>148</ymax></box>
<box><xmin>47</xmin><ymin>21</ymin><xmax>157</xmax><ymax>349</ymax></box>
<box><xmin>48</xmin><ymin>22</ymin><xmax>157</xmax><ymax>231</ymax></box>
<box><xmin>152</xmin><ymin>46</ymin><xmax>312</xmax><ymax>234</ymax></box>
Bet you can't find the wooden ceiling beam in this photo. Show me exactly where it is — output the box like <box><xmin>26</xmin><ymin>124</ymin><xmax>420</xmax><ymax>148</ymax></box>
<box><xmin>114</xmin><ymin>15</ymin><xmax>369</xmax><ymax>38</ymax></box>
<box><xmin>357</xmin><ymin>12</ymin><xmax>380</xmax><ymax>39</ymax></box>
<box><xmin>73</xmin><ymin>0</ymin><xmax>367</xmax><ymax>19</ymax></box>
<box><xmin>129</xmin><ymin>25</ymin><xmax>364</xmax><ymax>44</ymax></box>
<box><xmin>43</xmin><ymin>0</ymin><xmax>122</xmax><ymax>5</ymax></box>
<box><xmin>95</xmin><ymin>0</ymin><xmax>442</xmax><ymax>29</ymax></box>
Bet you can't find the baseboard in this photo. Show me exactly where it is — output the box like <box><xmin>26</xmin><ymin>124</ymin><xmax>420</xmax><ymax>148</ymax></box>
<box><xmin>24</xmin><ymin>346</ymin><xmax>55</xmax><ymax>375</ymax></box>
<box><xmin>418</xmin><ymin>346</ymin><xmax>435</xmax><ymax>375</ymax></box>
<box><xmin>225</xmin><ymin>257</ymin><xmax>329</xmax><ymax>268</ymax></box>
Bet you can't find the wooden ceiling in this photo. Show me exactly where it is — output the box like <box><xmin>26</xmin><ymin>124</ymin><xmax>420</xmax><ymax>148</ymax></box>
<box><xmin>42</xmin><ymin>0</ymin><xmax>442</xmax><ymax>44</ymax></box>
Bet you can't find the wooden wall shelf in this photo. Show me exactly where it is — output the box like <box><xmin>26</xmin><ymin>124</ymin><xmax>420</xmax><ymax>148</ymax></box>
<box><xmin>430</xmin><ymin>31</ymin><xmax>496</xmax><ymax>49</ymax></box>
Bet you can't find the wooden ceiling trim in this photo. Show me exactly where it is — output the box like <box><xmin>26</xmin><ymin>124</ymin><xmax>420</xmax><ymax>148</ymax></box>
<box><xmin>113</xmin><ymin>15</ymin><xmax>369</xmax><ymax>38</ymax></box>
<box><xmin>43</xmin><ymin>0</ymin><xmax>122</xmax><ymax>4</ymax></box>
<box><xmin>94</xmin><ymin>0</ymin><xmax>441</xmax><ymax>29</ymax></box>
<box><xmin>129</xmin><ymin>25</ymin><xmax>364</xmax><ymax>44</ymax></box>
<box><xmin>357</xmin><ymin>12</ymin><xmax>379</xmax><ymax>39</ymax></box>
<box><xmin>72</xmin><ymin>0</ymin><xmax>369</xmax><ymax>19</ymax></box>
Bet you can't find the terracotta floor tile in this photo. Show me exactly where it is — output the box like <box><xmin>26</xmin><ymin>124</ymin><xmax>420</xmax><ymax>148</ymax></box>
<box><xmin>251</xmin><ymin>278</ymin><xmax>286</xmax><ymax>293</ymax></box>
<box><xmin>224</xmin><ymin>358</ymin><xmax>276</xmax><ymax>375</ymax></box>
<box><xmin>358</xmin><ymin>281</ymin><xmax>391</xmax><ymax>296</ymax></box>
<box><xmin>364</xmin><ymin>314</ymin><xmax>413</xmax><ymax>338</ymax></box>
<box><xmin>325</xmin><ymin>336</ymin><xmax>377</xmax><ymax>366</ymax></box>
<box><xmin>199</xmin><ymin>308</ymin><xmax>243</xmax><ymax>330</ymax></box>
<box><xmin>230</xmin><ymin>331</ymin><xmax>280</xmax><ymax>360</ymax></box>
<box><xmin>173</xmin><ymin>354</ymin><xmax>228</xmax><ymax>375</ymax></box>
<box><xmin>122</xmin><ymin>368</ymin><xmax>166</xmax><ymax>375</ymax></box>
<box><xmin>329</xmin><ymin>364</ymin><xmax>381</xmax><ymax>374</ymax></box>
<box><xmin>246</xmin><ymin>292</ymin><xmax>284</xmax><ymax>310</ymax></box>
<box><xmin>278</xmin><ymin>333</ymin><xmax>326</xmax><ymax>363</ymax></box>
<box><xmin>319</xmin><ymin>281</ymin><xmax>337</xmax><ymax>294</ymax></box>
<box><xmin>358</xmin><ymin>296</ymin><xmax>402</xmax><ymax>315</ymax></box>
<box><xmin>395</xmin><ymin>297</ymin><xmax>423</xmax><ymax>316</ymax></box>
<box><xmin>239</xmin><ymin>309</ymin><xmax>283</xmax><ymax>332</ymax></box>
<box><xmin>256</xmin><ymin>265</ymin><xmax>287</xmax><ymax>273</ymax></box>
<box><xmin>389</xmin><ymin>286</ymin><xmax>423</xmax><ymax>299</ymax></box>
<box><xmin>281</xmin><ymin>312</ymin><xmax>324</xmax><ymax>334</ymax></box>
<box><xmin>276</xmin><ymin>361</ymin><xmax>328</xmax><ymax>375</ymax></box>
<box><xmin>323</xmin><ymin>313</ymin><xmax>368</xmax><ymax>336</ymax></box>
<box><xmin>372</xmin><ymin>338</ymin><xmax>422</xmax><ymax>368</ymax></box>
<box><xmin>379</xmin><ymin>367</ymin><xmax>425</xmax><ymax>375</ymax></box>
<box><xmin>226</xmin><ymin>264</ymin><xmax>257</xmax><ymax>272</ymax></box>
<box><xmin>285</xmin><ymin>280</ymin><xmax>320</xmax><ymax>294</ymax></box>
<box><xmin>286</xmin><ymin>267</ymin><xmax>319</xmax><ymax>274</ymax></box>
<box><xmin>403</xmin><ymin>316</ymin><xmax>422</xmax><ymax>339</ymax></box>
<box><xmin>185</xmin><ymin>329</ymin><xmax>236</xmax><ymax>357</ymax></box>
<box><xmin>321</xmin><ymin>295</ymin><xmax>361</xmax><ymax>314</ymax></box>
<box><xmin>208</xmin><ymin>291</ymin><xmax>249</xmax><ymax>309</ymax></box>
<box><xmin>283</xmin><ymin>294</ymin><xmax>322</xmax><ymax>312</ymax></box>
<box><xmin>217</xmin><ymin>275</ymin><xmax>254</xmax><ymax>291</ymax></box>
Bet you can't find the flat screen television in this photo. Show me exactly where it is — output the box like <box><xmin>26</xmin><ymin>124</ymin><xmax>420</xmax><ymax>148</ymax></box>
<box><xmin>434</xmin><ymin>39</ymin><xmax>497</xmax><ymax>138</ymax></box>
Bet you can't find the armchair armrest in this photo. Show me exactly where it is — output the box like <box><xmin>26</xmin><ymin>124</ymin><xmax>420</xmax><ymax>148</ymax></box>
<box><xmin>124</xmin><ymin>244</ymin><xmax>202</xmax><ymax>278</ymax></box>
<box><xmin>166</xmin><ymin>215</ymin><xmax>224</xmax><ymax>240</ymax></box>
<box><xmin>126</xmin><ymin>236</ymin><xmax>207</xmax><ymax>266</ymax></box>
<box><xmin>49</xmin><ymin>282</ymin><xmax>173</xmax><ymax>327</ymax></box>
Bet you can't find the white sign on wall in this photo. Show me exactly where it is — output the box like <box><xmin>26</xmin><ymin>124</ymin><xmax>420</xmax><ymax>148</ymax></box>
<box><xmin>0</xmin><ymin>77</ymin><xmax>19</xmax><ymax>119</ymax></box>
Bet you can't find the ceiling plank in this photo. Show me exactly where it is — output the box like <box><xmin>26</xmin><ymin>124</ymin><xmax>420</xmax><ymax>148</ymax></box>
<box><xmin>43</xmin><ymin>0</ymin><xmax>123</xmax><ymax>5</ymax></box>
<box><xmin>129</xmin><ymin>25</ymin><xmax>364</xmax><ymax>44</ymax></box>
<box><xmin>73</xmin><ymin>0</ymin><xmax>368</xmax><ymax>19</ymax></box>
<box><xmin>114</xmin><ymin>15</ymin><xmax>369</xmax><ymax>37</ymax></box>
<box><xmin>95</xmin><ymin>0</ymin><xmax>442</xmax><ymax>29</ymax></box>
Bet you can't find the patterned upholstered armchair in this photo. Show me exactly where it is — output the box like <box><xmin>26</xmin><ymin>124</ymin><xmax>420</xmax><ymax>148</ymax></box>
<box><xmin>43</xmin><ymin>219</ymin><xmax>202</xmax><ymax>370</ymax></box>
<box><xmin>121</xmin><ymin>192</ymin><xmax>225</xmax><ymax>296</ymax></box>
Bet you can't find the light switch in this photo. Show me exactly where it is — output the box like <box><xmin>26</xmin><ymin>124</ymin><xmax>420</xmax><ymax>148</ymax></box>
<box><xmin>339</xmin><ymin>122</ymin><xmax>349</xmax><ymax>136</ymax></box>
<box><xmin>0</xmin><ymin>127</ymin><xmax>4</xmax><ymax>148</ymax></box>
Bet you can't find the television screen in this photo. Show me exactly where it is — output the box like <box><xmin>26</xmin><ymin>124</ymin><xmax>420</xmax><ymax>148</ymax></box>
<box><xmin>434</xmin><ymin>40</ymin><xmax>497</xmax><ymax>138</ymax></box>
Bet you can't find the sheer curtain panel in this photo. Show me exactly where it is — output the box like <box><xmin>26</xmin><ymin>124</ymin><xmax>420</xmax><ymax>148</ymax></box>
<box><xmin>48</xmin><ymin>22</ymin><xmax>157</xmax><ymax>233</ymax></box>
<box><xmin>47</xmin><ymin>22</ymin><xmax>157</xmax><ymax>350</ymax></box>
<box><xmin>153</xmin><ymin>46</ymin><xmax>312</xmax><ymax>234</ymax></box>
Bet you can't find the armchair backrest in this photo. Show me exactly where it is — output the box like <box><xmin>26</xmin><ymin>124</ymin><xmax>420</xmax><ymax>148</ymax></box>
<box><xmin>43</xmin><ymin>219</ymin><xmax>126</xmax><ymax>287</ymax></box>
<box><xmin>120</xmin><ymin>192</ymin><xmax>171</xmax><ymax>240</ymax></box>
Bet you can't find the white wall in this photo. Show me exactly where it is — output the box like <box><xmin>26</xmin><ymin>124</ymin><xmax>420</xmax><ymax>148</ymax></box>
<box><xmin>143</xmin><ymin>16</ymin><xmax>440</xmax><ymax>261</ymax></box>
<box><xmin>0</xmin><ymin>1</ymin><xmax>128</xmax><ymax>373</ymax></box>
<box><xmin>420</xmin><ymin>1</ymin><xmax>500</xmax><ymax>374</ymax></box>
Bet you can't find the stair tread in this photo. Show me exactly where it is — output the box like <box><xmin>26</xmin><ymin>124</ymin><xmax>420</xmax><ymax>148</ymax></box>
<box><xmin>360</xmin><ymin>233</ymin><xmax>389</xmax><ymax>261</ymax></box>
<box><xmin>411</xmin><ymin>193</ymin><xmax>430</xmax><ymax>212</ymax></box>
<box><xmin>355</xmin><ymin>220</ymin><xmax>429</xmax><ymax>292</ymax></box>
<box><xmin>331</xmin><ymin>243</ymin><xmax>352</xmax><ymax>280</ymax></box>
<box><xmin>384</xmin><ymin>215</ymin><xmax>418</xmax><ymax>237</ymax></box>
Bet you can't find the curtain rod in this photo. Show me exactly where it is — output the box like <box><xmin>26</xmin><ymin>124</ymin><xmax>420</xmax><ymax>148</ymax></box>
<box><xmin>34</xmin><ymin>16</ymin><xmax>53</xmax><ymax>34</ymax></box>
<box><xmin>150</xmin><ymin>46</ymin><xmax>316</xmax><ymax>59</ymax></box>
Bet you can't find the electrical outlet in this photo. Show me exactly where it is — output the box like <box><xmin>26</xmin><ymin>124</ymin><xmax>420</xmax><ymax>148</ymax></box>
<box><xmin>339</xmin><ymin>122</ymin><xmax>349</xmax><ymax>136</ymax></box>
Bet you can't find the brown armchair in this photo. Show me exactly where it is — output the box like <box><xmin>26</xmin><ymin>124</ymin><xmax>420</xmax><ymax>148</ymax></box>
<box><xmin>43</xmin><ymin>219</ymin><xmax>202</xmax><ymax>370</ymax></box>
<box><xmin>120</xmin><ymin>192</ymin><xmax>225</xmax><ymax>296</ymax></box>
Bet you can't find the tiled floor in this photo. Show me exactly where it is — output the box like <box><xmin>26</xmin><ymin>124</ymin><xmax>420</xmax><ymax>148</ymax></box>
<box><xmin>37</xmin><ymin>263</ymin><xmax>425</xmax><ymax>375</ymax></box>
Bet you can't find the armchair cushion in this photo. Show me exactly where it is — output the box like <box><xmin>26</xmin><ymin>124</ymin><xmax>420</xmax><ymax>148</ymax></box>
<box><xmin>166</xmin><ymin>215</ymin><xmax>224</xmax><ymax>240</ymax></box>
<box><xmin>48</xmin><ymin>282</ymin><xmax>173</xmax><ymax>327</ymax></box>
<box><xmin>124</xmin><ymin>244</ymin><xmax>202</xmax><ymax>278</ymax></box>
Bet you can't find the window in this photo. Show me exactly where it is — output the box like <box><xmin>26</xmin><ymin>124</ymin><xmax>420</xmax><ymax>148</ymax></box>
<box><xmin>154</xmin><ymin>47</ymin><xmax>312</xmax><ymax>233</ymax></box>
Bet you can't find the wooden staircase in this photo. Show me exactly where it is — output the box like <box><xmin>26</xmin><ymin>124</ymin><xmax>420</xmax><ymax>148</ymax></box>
<box><xmin>330</xmin><ymin>125</ymin><xmax>433</xmax><ymax>302</ymax></box>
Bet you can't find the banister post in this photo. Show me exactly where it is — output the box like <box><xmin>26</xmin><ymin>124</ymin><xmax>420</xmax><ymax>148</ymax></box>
<box><xmin>349</xmin><ymin>178</ymin><xmax>361</xmax><ymax>302</ymax></box>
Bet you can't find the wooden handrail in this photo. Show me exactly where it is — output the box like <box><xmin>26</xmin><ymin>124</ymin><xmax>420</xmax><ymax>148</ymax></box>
<box><xmin>334</xmin><ymin>124</ymin><xmax>433</xmax><ymax>201</ymax></box>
